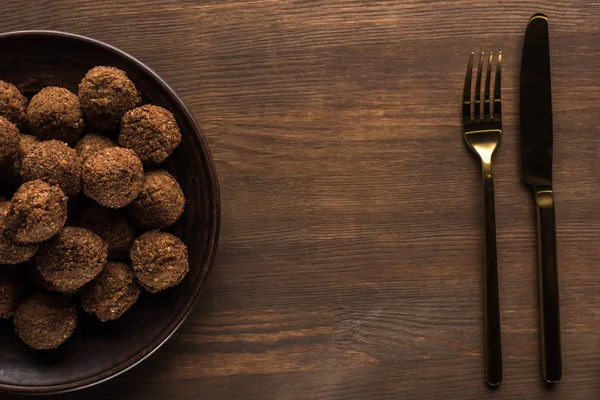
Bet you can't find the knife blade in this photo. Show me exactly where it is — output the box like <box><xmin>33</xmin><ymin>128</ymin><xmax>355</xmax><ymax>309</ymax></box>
<box><xmin>520</xmin><ymin>13</ymin><xmax>562</xmax><ymax>384</ymax></box>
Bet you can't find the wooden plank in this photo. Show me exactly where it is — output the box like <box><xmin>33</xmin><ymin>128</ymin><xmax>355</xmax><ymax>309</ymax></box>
<box><xmin>1</xmin><ymin>0</ymin><xmax>600</xmax><ymax>398</ymax></box>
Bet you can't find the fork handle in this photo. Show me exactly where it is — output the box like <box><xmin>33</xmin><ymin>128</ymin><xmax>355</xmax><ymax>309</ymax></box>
<box><xmin>481</xmin><ymin>162</ymin><xmax>502</xmax><ymax>387</ymax></box>
<box><xmin>534</xmin><ymin>189</ymin><xmax>562</xmax><ymax>383</ymax></box>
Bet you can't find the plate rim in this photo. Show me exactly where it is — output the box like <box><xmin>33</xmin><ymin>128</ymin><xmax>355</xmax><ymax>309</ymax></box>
<box><xmin>0</xmin><ymin>29</ymin><xmax>221</xmax><ymax>395</ymax></box>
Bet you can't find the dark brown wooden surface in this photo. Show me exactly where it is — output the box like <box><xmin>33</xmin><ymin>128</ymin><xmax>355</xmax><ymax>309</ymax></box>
<box><xmin>2</xmin><ymin>0</ymin><xmax>600</xmax><ymax>398</ymax></box>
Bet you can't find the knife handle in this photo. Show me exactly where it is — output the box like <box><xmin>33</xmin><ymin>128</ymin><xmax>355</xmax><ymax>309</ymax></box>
<box><xmin>482</xmin><ymin>162</ymin><xmax>502</xmax><ymax>387</ymax></box>
<box><xmin>535</xmin><ymin>189</ymin><xmax>562</xmax><ymax>383</ymax></box>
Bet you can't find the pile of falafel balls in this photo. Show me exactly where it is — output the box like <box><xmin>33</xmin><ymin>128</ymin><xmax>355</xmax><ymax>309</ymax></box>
<box><xmin>0</xmin><ymin>66</ymin><xmax>190</xmax><ymax>350</ymax></box>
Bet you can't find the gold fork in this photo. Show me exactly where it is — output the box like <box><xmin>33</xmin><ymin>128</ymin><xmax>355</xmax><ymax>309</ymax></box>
<box><xmin>462</xmin><ymin>51</ymin><xmax>503</xmax><ymax>387</ymax></box>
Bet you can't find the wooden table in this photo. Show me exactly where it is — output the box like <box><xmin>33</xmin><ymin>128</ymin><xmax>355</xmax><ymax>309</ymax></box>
<box><xmin>2</xmin><ymin>1</ymin><xmax>600</xmax><ymax>399</ymax></box>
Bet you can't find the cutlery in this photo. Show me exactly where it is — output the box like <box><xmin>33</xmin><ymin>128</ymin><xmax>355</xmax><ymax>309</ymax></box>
<box><xmin>520</xmin><ymin>13</ymin><xmax>562</xmax><ymax>384</ymax></box>
<box><xmin>462</xmin><ymin>51</ymin><xmax>503</xmax><ymax>387</ymax></box>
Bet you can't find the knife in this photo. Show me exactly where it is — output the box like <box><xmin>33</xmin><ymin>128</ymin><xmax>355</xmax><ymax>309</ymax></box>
<box><xmin>520</xmin><ymin>13</ymin><xmax>562</xmax><ymax>384</ymax></box>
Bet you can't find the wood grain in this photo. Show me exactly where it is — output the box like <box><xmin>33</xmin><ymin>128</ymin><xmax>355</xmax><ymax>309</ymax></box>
<box><xmin>2</xmin><ymin>0</ymin><xmax>600</xmax><ymax>398</ymax></box>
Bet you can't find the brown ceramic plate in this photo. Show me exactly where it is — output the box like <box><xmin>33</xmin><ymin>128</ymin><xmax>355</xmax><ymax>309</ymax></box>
<box><xmin>0</xmin><ymin>31</ymin><xmax>220</xmax><ymax>394</ymax></box>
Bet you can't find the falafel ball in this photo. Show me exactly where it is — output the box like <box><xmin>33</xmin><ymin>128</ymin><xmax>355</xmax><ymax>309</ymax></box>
<box><xmin>0</xmin><ymin>266</ymin><xmax>26</xmax><ymax>318</ymax></box>
<box><xmin>130</xmin><ymin>230</ymin><xmax>189</xmax><ymax>293</ymax></box>
<box><xmin>27</xmin><ymin>87</ymin><xmax>84</xmax><ymax>144</ymax></box>
<box><xmin>20</xmin><ymin>140</ymin><xmax>82</xmax><ymax>197</ymax></box>
<box><xmin>6</xmin><ymin>180</ymin><xmax>67</xmax><ymax>244</ymax></box>
<box><xmin>0</xmin><ymin>80</ymin><xmax>27</xmax><ymax>129</ymax></box>
<box><xmin>24</xmin><ymin>261</ymin><xmax>77</xmax><ymax>295</ymax></box>
<box><xmin>78</xmin><ymin>66</ymin><xmax>140</xmax><ymax>131</ymax></box>
<box><xmin>0</xmin><ymin>200</ymin><xmax>38</xmax><ymax>264</ymax></box>
<box><xmin>73</xmin><ymin>133</ymin><xmax>116</xmax><ymax>161</ymax></box>
<box><xmin>82</xmin><ymin>262</ymin><xmax>140</xmax><ymax>322</ymax></box>
<box><xmin>82</xmin><ymin>147</ymin><xmax>144</xmax><ymax>208</ymax></box>
<box><xmin>6</xmin><ymin>134</ymin><xmax>42</xmax><ymax>186</ymax></box>
<box><xmin>34</xmin><ymin>227</ymin><xmax>107</xmax><ymax>294</ymax></box>
<box><xmin>18</xmin><ymin>134</ymin><xmax>40</xmax><ymax>158</ymax></box>
<box><xmin>79</xmin><ymin>203</ymin><xmax>136</xmax><ymax>260</ymax></box>
<box><xmin>129</xmin><ymin>170</ymin><xmax>185</xmax><ymax>230</ymax></box>
<box><xmin>0</xmin><ymin>116</ymin><xmax>19</xmax><ymax>168</ymax></box>
<box><xmin>14</xmin><ymin>292</ymin><xmax>76</xmax><ymax>350</ymax></box>
<box><xmin>16</xmin><ymin>134</ymin><xmax>40</xmax><ymax>167</ymax></box>
<box><xmin>119</xmin><ymin>105</ymin><xmax>182</xmax><ymax>166</ymax></box>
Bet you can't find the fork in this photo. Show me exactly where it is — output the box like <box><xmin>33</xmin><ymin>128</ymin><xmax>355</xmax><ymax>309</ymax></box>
<box><xmin>462</xmin><ymin>51</ymin><xmax>503</xmax><ymax>387</ymax></box>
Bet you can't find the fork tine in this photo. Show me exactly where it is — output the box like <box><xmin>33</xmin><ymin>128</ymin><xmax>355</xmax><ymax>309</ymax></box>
<box><xmin>474</xmin><ymin>52</ymin><xmax>484</xmax><ymax>120</ymax></box>
<box><xmin>493</xmin><ymin>52</ymin><xmax>502</xmax><ymax>119</ymax></box>
<box><xmin>484</xmin><ymin>52</ymin><xmax>492</xmax><ymax>119</ymax></box>
<box><xmin>463</xmin><ymin>52</ymin><xmax>474</xmax><ymax>121</ymax></box>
